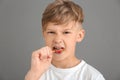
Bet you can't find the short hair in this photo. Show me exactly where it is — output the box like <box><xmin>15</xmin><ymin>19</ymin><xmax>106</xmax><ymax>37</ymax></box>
<box><xmin>42</xmin><ymin>0</ymin><xmax>84</xmax><ymax>30</ymax></box>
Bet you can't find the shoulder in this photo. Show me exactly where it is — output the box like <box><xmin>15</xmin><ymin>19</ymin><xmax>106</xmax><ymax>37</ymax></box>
<box><xmin>80</xmin><ymin>60</ymin><xmax>105</xmax><ymax>80</ymax></box>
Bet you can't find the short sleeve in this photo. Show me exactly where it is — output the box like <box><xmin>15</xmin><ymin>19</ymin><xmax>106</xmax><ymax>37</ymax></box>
<box><xmin>39</xmin><ymin>74</ymin><xmax>45</xmax><ymax>80</ymax></box>
<box><xmin>96</xmin><ymin>74</ymin><xmax>105</xmax><ymax>80</ymax></box>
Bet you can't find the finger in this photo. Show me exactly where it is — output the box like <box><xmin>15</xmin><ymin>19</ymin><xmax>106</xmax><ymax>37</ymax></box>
<box><xmin>39</xmin><ymin>48</ymin><xmax>47</xmax><ymax>60</ymax></box>
<box><xmin>32</xmin><ymin>48</ymin><xmax>45</xmax><ymax>61</ymax></box>
<box><xmin>31</xmin><ymin>51</ymin><xmax>41</xmax><ymax>66</ymax></box>
<box><xmin>32</xmin><ymin>51</ymin><xmax>40</xmax><ymax>60</ymax></box>
<box><xmin>47</xmin><ymin>47</ymin><xmax>52</xmax><ymax>59</ymax></box>
<box><xmin>46</xmin><ymin>46</ymin><xmax>49</xmax><ymax>59</ymax></box>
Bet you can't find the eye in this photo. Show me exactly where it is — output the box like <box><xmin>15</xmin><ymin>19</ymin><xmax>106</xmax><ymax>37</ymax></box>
<box><xmin>47</xmin><ymin>31</ymin><xmax>55</xmax><ymax>34</ymax></box>
<box><xmin>63</xmin><ymin>31</ymin><xmax>71</xmax><ymax>34</ymax></box>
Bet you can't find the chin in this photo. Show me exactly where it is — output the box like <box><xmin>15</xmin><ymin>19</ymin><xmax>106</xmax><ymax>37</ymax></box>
<box><xmin>52</xmin><ymin>55</ymin><xmax>67</xmax><ymax>62</ymax></box>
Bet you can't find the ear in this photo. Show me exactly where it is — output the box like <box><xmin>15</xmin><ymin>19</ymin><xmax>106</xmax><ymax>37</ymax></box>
<box><xmin>76</xmin><ymin>29</ymin><xmax>85</xmax><ymax>42</ymax></box>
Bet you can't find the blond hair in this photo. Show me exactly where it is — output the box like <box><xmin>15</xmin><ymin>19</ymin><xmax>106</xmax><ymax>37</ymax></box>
<box><xmin>42</xmin><ymin>0</ymin><xmax>84</xmax><ymax>30</ymax></box>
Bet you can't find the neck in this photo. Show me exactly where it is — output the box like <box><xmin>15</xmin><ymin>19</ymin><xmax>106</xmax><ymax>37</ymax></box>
<box><xmin>51</xmin><ymin>56</ymin><xmax>81</xmax><ymax>69</ymax></box>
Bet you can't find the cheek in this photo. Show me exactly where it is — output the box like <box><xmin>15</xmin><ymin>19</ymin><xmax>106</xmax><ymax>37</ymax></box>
<box><xmin>69</xmin><ymin>34</ymin><xmax>78</xmax><ymax>42</ymax></box>
<box><xmin>65</xmin><ymin>36</ymin><xmax>77</xmax><ymax>46</ymax></box>
<box><xmin>44</xmin><ymin>37</ymin><xmax>53</xmax><ymax>45</ymax></box>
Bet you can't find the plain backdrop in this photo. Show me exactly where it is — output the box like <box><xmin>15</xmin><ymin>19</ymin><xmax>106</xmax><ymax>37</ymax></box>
<box><xmin>0</xmin><ymin>0</ymin><xmax>120</xmax><ymax>80</ymax></box>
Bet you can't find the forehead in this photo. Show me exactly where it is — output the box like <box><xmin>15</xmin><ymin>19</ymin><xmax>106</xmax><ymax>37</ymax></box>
<box><xmin>45</xmin><ymin>21</ymin><xmax>79</xmax><ymax>30</ymax></box>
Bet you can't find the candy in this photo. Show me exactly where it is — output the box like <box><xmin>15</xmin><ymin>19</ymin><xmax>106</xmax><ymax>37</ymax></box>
<box><xmin>52</xmin><ymin>46</ymin><xmax>64</xmax><ymax>54</ymax></box>
<box><xmin>55</xmin><ymin>50</ymin><xmax>62</xmax><ymax>54</ymax></box>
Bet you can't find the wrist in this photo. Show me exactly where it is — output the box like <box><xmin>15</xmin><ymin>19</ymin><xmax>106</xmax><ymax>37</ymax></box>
<box><xmin>25</xmin><ymin>70</ymin><xmax>42</xmax><ymax>80</ymax></box>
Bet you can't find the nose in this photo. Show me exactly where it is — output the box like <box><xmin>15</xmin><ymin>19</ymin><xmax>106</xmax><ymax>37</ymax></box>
<box><xmin>53</xmin><ymin>34</ymin><xmax>63</xmax><ymax>44</ymax></box>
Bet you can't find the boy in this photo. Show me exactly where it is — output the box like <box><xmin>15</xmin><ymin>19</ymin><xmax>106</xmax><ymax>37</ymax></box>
<box><xmin>25</xmin><ymin>0</ymin><xmax>105</xmax><ymax>80</ymax></box>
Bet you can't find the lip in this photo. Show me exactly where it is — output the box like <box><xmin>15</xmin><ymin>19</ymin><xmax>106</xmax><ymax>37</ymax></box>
<box><xmin>52</xmin><ymin>46</ymin><xmax>64</xmax><ymax>54</ymax></box>
<box><xmin>55</xmin><ymin>49</ymin><xmax>63</xmax><ymax>54</ymax></box>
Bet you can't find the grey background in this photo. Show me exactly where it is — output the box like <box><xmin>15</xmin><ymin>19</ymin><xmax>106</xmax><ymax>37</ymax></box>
<box><xmin>0</xmin><ymin>0</ymin><xmax>120</xmax><ymax>80</ymax></box>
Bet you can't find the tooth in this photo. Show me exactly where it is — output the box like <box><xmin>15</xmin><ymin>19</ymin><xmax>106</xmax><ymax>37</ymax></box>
<box><xmin>53</xmin><ymin>46</ymin><xmax>64</xmax><ymax>50</ymax></box>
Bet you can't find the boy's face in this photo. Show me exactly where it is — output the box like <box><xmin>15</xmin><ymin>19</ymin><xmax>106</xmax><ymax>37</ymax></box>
<box><xmin>43</xmin><ymin>21</ymin><xmax>85</xmax><ymax>61</ymax></box>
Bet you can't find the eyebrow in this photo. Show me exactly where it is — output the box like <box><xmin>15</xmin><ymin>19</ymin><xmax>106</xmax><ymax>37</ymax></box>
<box><xmin>65</xmin><ymin>29</ymin><xmax>72</xmax><ymax>30</ymax></box>
<box><xmin>46</xmin><ymin>29</ymin><xmax>53</xmax><ymax>30</ymax></box>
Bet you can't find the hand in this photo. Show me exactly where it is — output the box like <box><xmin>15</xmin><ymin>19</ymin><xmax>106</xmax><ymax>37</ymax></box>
<box><xmin>25</xmin><ymin>46</ymin><xmax>53</xmax><ymax>80</ymax></box>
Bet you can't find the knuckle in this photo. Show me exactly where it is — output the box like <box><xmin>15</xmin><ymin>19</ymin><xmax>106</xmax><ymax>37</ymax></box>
<box><xmin>32</xmin><ymin>51</ymin><xmax>38</xmax><ymax>57</ymax></box>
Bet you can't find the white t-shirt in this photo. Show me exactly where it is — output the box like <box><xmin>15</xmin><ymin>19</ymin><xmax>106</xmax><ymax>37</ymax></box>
<box><xmin>39</xmin><ymin>60</ymin><xmax>105</xmax><ymax>80</ymax></box>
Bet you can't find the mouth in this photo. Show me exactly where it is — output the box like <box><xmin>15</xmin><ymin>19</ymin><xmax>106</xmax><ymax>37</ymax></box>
<box><xmin>52</xmin><ymin>46</ymin><xmax>64</xmax><ymax>54</ymax></box>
